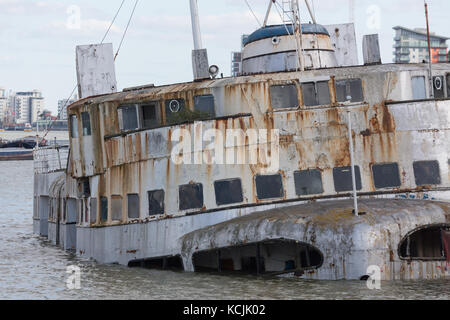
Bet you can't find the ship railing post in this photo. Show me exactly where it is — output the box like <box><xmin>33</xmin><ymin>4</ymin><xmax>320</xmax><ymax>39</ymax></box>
<box><xmin>347</xmin><ymin>110</ymin><xmax>359</xmax><ymax>216</ymax></box>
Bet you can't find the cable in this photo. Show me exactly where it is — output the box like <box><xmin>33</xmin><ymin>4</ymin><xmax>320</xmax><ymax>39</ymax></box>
<box><xmin>101</xmin><ymin>0</ymin><xmax>126</xmax><ymax>44</ymax></box>
<box><xmin>244</xmin><ymin>0</ymin><xmax>262</xmax><ymax>27</ymax></box>
<box><xmin>114</xmin><ymin>0</ymin><xmax>139</xmax><ymax>61</ymax></box>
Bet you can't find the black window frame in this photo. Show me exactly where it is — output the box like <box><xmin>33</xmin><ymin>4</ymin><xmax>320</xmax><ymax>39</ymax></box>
<box><xmin>413</xmin><ymin>160</ymin><xmax>441</xmax><ymax>186</ymax></box>
<box><xmin>301</xmin><ymin>80</ymin><xmax>331</xmax><ymax>107</ymax></box>
<box><xmin>269</xmin><ymin>84</ymin><xmax>299</xmax><ymax>110</ymax></box>
<box><xmin>118</xmin><ymin>104</ymin><xmax>139</xmax><ymax>132</ymax></box>
<box><xmin>140</xmin><ymin>102</ymin><xmax>161</xmax><ymax>129</ymax></box>
<box><xmin>214</xmin><ymin>178</ymin><xmax>244</xmax><ymax>206</ymax></box>
<box><xmin>81</xmin><ymin>112</ymin><xmax>91</xmax><ymax>136</ymax></box>
<box><xmin>148</xmin><ymin>189</ymin><xmax>165</xmax><ymax>216</ymax></box>
<box><xmin>335</xmin><ymin>78</ymin><xmax>364</xmax><ymax>103</ymax></box>
<box><xmin>179</xmin><ymin>183</ymin><xmax>204</xmax><ymax>211</ymax></box>
<box><xmin>333</xmin><ymin>166</ymin><xmax>362</xmax><ymax>192</ymax></box>
<box><xmin>127</xmin><ymin>193</ymin><xmax>140</xmax><ymax>219</ymax></box>
<box><xmin>371</xmin><ymin>163</ymin><xmax>402</xmax><ymax>189</ymax></box>
<box><xmin>294</xmin><ymin>169</ymin><xmax>324</xmax><ymax>196</ymax></box>
<box><xmin>194</xmin><ymin>95</ymin><xmax>216</xmax><ymax>117</ymax></box>
<box><xmin>100</xmin><ymin>196</ymin><xmax>108</xmax><ymax>222</ymax></box>
<box><xmin>255</xmin><ymin>174</ymin><xmax>284</xmax><ymax>200</ymax></box>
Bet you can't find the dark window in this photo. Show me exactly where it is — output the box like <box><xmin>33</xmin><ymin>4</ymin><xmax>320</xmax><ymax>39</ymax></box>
<box><xmin>433</xmin><ymin>76</ymin><xmax>445</xmax><ymax>99</ymax></box>
<box><xmin>399</xmin><ymin>226</ymin><xmax>448</xmax><ymax>260</ymax></box>
<box><xmin>148</xmin><ymin>190</ymin><xmax>165</xmax><ymax>215</ymax></box>
<box><xmin>81</xmin><ymin>112</ymin><xmax>91</xmax><ymax>136</ymax></box>
<box><xmin>194</xmin><ymin>95</ymin><xmax>216</xmax><ymax>117</ymax></box>
<box><xmin>413</xmin><ymin>161</ymin><xmax>441</xmax><ymax>186</ymax></box>
<box><xmin>165</xmin><ymin>99</ymin><xmax>186</xmax><ymax>123</ymax></box>
<box><xmin>100</xmin><ymin>197</ymin><xmax>108</xmax><ymax>222</ymax></box>
<box><xmin>90</xmin><ymin>198</ymin><xmax>97</xmax><ymax>223</ymax></box>
<box><xmin>127</xmin><ymin>194</ymin><xmax>140</xmax><ymax>219</ymax></box>
<box><xmin>372</xmin><ymin>163</ymin><xmax>401</xmax><ymax>189</ymax></box>
<box><xmin>111</xmin><ymin>195</ymin><xmax>122</xmax><ymax>221</ymax></box>
<box><xmin>118</xmin><ymin>105</ymin><xmax>138</xmax><ymax>131</ymax></box>
<box><xmin>301</xmin><ymin>82</ymin><xmax>316</xmax><ymax>106</ymax></box>
<box><xmin>214</xmin><ymin>179</ymin><xmax>244</xmax><ymax>206</ymax></box>
<box><xmin>70</xmin><ymin>115</ymin><xmax>78</xmax><ymax>138</ymax></box>
<box><xmin>316</xmin><ymin>81</ymin><xmax>331</xmax><ymax>105</ymax></box>
<box><xmin>255</xmin><ymin>174</ymin><xmax>284</xmax><ymax>200</ymax></box>
<box><xmin>333</xmin><ymin>166</ymin><xmax>362</xmax><ymax>192</ymax></box>
<box><xmin>301</xmin><ymin>81</ymin><xmax>330</xmax><ymax>106</ymax></box>
<box><xmin>141</xmin><ymin>103</ymin><xmax>161</xmax><ymax>129</ymax></box>
<box><xmin>294</xmin><ymin>169</ymin><xmax>324</xmax><ymax>196</ymax></box>
<box><xmin>179</xmin><ymin>184</ymin><xmax>204</xmax><ymax>211</ymax></box>
<box><xmin>270</xmin><ymin>84</ymin><xmax>298</xmax><ymax>109</ymax></box>
<box><xmin>335</xmin><ymin>79</ymin><xmax>364</xmax><ymax>103</ymax></box>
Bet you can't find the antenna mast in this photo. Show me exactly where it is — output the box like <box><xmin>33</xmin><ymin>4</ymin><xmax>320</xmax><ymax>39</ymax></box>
<box><xmin>290</xmin><ymin>0</ymin><xmax>305</xmax><ymax>71</ymax></box>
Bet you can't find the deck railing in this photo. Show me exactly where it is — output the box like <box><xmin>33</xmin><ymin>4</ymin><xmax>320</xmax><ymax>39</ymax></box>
<box><xmin>33</xmin><ymin>145</ymin><xmax>69</xmax><ymax>174</ymax></box>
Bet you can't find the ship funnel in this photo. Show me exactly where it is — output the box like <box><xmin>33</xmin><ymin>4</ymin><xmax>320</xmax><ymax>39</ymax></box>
<box><xmin>189</xmin><ymin>0</ymin><xmax>210</xmax><ymax>81</ymax></box>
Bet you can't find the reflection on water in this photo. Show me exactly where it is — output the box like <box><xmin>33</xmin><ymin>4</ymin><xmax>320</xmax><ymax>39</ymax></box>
<box><xmin>0</xmin><ymin>161</ymin><xmax>449</xmax><ymax>300</ymax></box>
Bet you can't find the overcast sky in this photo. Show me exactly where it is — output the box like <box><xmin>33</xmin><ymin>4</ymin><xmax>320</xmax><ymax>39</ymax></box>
<box><xmin>0</xmin><ymin>0</ymin><xmax>449</xmax><ymax>114</ymax></box>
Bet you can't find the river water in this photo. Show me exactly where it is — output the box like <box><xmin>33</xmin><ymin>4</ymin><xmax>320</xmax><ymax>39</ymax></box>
<box><xmin>0</xmin><ymin>147</ymin><xmax>449</xmax><ymax>299</ymax></box>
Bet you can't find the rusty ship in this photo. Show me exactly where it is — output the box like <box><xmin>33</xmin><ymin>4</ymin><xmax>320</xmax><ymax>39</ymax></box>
<box><xmin>32</xmin><ymin>0</ymin><xmax>449</xmax><ymax>280</ymax></box>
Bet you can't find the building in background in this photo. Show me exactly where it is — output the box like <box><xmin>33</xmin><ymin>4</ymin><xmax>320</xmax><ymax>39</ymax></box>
<box><xmin>57</xmin><ymin>94</ymin><xmax>78</xmax><ymax>120</ymax></box>
<box><xmin>0</xmin><ymin>88</ymin><xmax>7</xmax><ymax>124</ymax></box>
<box><xmin>230</xmin><ymin>34</ymin><xmax>250</xmax><ymax>77</ymax></box>
<box><xmin>393</xmin><ymin>26</ymin><xmax>448</xmax><ymax>63</ymax></box>
<box><xmin>10</xmin><ymin>90</ymin><xmax>45</xmax><ymax>124</ymax></box>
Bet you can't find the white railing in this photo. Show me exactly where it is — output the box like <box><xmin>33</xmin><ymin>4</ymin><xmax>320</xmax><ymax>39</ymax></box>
<box><xmin>33</xmin><ymin>145</ymin><xmax>69</xmax><ymax>174</ymax></box>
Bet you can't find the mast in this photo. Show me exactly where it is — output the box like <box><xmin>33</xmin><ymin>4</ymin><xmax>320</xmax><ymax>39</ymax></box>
<box><xmin>291</xmin><ymin>0</ymin><xmax>305</xmax><ymax>71</ymax></box>
<box><xmin>189</xmin><ymin>0</ymin><xmax>203</xmax><ymax>50</ymax></box>
<box><xmin>424</xmin><ymin>1</ymin><xmax>434</xmax><ymax>98</ymax></box>
<box><xmin>189</xmin><ymin>0</ymin><xmax>210</xmax><ymax>81</ymax></box>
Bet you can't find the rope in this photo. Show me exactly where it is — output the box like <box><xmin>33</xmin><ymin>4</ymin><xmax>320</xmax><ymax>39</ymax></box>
<box><xmin>40</xmin><ymin>0</ymin><xmax>130</xmax><ymax>142</ymax></box>
<box><xmin>244</xmin><ymin>0</ymin><xmax>262</xmax><ymax>27</ymax></box>
<box><xmin>114</xmin><ymin>0</ymin><xmax>139</xmax><ymax>61</ymax></box>
<box><xmin>101</xmin><ymin>0</ymin><xmax>126</xmax><ymax>44</ymax></box>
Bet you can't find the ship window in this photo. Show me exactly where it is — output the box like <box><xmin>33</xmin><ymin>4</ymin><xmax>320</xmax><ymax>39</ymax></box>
<box><xmin>335</xmin><ymin>79</ymin><xmax>364</xmax><ymax>103</ymax></box>
<box><xmin>333</xmin><ymin>166</ymin><xmax>362</xmax><ymax>192</ymax></box>
<box><xmin>127</xmin><ymin>194</ymin><xmax>140</xmax><ymax>219</ymax></box>
<box><xmin>294</xmin><ymin>169</ymin><xmax>324</xmax><ymax>196</ymax></box>
<box><xmin>413</xmin><ymin>160</ymin><xmax>441</xmax><ymax>186</ymax></box>
<box><xmin>194</xmin><ymin>95</ymin><xmax>216</xmax><ymax>117</ymax></box>
<box><xmin>399</xmin><ymin>225</ymin><xmax>449</xmax><ymax>260</ymax></box>
<box><xmin>255</xmin><ymin>174</ymin><xmax>284</xmax><ymax>200</ymax></box>
<box><xmin>165</xmin><ymin>99</ymin><xmax>186</xmax><ymax>124</ymax></box>
<box><xmin>100</xmin><ymin>197</ymin><xmax>108</xmax><ymax>222</ymax></box>
<box><xmin>118</xmin><ymin>105</ymin><xmax>139</xmax><ymax>131</ymax></box>
<box><xmin>214</xmin><ymin>178</ymin><xmax>244</xmax><ymax>206</ymax></box>
<box><xmin>302</xmin><ymin>81</ymin><xmax>330</xmax><ymax>106</ymax></box>
<box><xmin>270</xmin><ymin>84</ymin><xmax>298</xmax><ymax>109</ymax></box>
<box><xmin>90</xmin><ymin>198</ymin><xmax>97</xmax><ymax>224</ymax></box>
<box><xmin>433</xmin><ymin>76</ymin><xmax>445</xmax><ymax>99</ymax></box>
<box><xmin>140</xmin><ymin>103</ymin><xmax>161</xmax><ymax>129</ymax></box>
<box><xmin>81</xmin><ymin>112</ymin><xmax>91</xmax><ymax>136</ymax></box>
<box><xmin>148</xmin><ymin>190</ymin><xmax>165</xmax><ymax>216</ymax></box>
<box><xmin>412</xmin><ymin>76</ymin><xmax>426</xmax><ymax>100</ymax></box>
<box><xmin>111</xmin><ymin>195</ymin><xmax>122</xmax><ymax>221</ymax></box>
<box><xmin>372</xmin><ymin>163</ymin><xmax>401</xmax><ymax>189</ymax></box>
<box><xmin>70</xmin><ymin>115</ymin><xmax>78</xmax><ymax>138</ymax></box>
<box><xmin>179</xmin><ymin>183</ymin><xmax>204</xmax><ymax>211</ymax></box>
